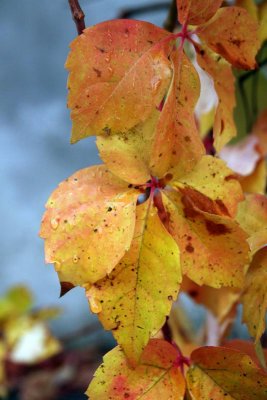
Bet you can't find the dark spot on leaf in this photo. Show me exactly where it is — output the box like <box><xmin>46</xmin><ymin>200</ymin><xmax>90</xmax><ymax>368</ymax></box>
<box><xmin>186</xmin><ymin>243</ymin><xmax>194</xmax><ymax>253</ymax></box>
<box><xmin>93</xmin><ymin>67</ymin><xmax>102</xmax><ymax>77</ymax></box>
<box><xmin>205</xmin><ymin>220</ymin><xmax>231</xmax><ymax>235</ymax></box>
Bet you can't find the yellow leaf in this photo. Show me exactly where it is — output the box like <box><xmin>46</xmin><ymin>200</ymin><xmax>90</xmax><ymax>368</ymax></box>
<box><xmin>237</xmin><ymin>194</ymin><xmax>267</xmax><ymax>253</ymax></box>
<box><xmin>241</xmin><ymin>159</ymin><xmax>267</xmax><ymax>195</ymax></box>
<box><xmin>199</xmin><ymin>7</ymin><xmax>260</xmax><ymax>70</ymax></box>
<box><xmin>242</xmin><ymin>247</ymin><xmax>267</xmax><ymax>341</ymax></box>
<box><xmin>187</xmin><ymin>346</ymin><xmax>267</xmax><ymax>399</ymax></box>
<box><xmin>40</xmin><ymin>165</ymin><xmax>139</xmax><ymax>286</ymax></box>
<box><xmin>87</xmin><ymin>201</ymin><xmax>181</xmax><ymax>365</ymax></box>
<box><xmin>162</xmin><ymin>188</ymin><xmax>249</xmax><ymax>288</ymax></box>
<box><xmin>66</xmin><ymin>20</ymin><xmax>173</xmax><ymax>143</ymax></box>
<box><xmin>177</xmin><ymin>0</ymin><xmax>223</xmax><ymax>25</ymax></box>
<box><xmin>87</xmin><ymin>339</ymin><xmax>186</xmax><ymax>400</ymax></box>
<box><xmin>176</xmin><ymin>155</ymin><xmax>244</xmax><ymax>217</ymax></box>
<box><xmin>0</xmin><ymin>286</ymin><xmax>32</xmax><ymax>323</ymax></box>
<box><xmin>195</xmin><ymin>44</ymin><xmax>236</xmax><ymax>151</ymax></box>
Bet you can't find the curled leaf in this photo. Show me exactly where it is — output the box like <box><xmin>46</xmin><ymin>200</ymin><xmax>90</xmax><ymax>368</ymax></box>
<box><xmin>162</xmin><ymin>188</ymin><xmax>249</xmax><ymax>288</ymax></box>
<box><xmin>195</xmin><ymin>44</ymin><xmax>236</xmax><ymax>151</ymax></box>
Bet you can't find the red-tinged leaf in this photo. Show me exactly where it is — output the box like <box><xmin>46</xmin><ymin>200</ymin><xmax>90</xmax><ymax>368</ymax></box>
<box><xmin>97</xmin><ymin>51</ymin><xmax>205</xmax><ymax>184</ymax></box>
<box><xmin>177</xmin><ymin>0</ymin><xmax>223</xmax><ymax>26</ymax></box>
<box><xmin>86</xmin><ymin>201</ymin><xmax>181</xmax><ymax>365</ymax></box>
<box><xmin>242</xmin><ymin>247</ymin><xmax>267</xmax><ymax>341</ymax></box>
<box><xmin>253</xmin><ymin>109</ymin><xmax>267</xmax><ymax>156</ymax></box>
<box><xmin>40</xmin><ymin>165</ymin><xmax>139</xmax><ymax>286</ymax></box>
<box><xmin>187</xmin><ymin>346</ymin><xmax>267</xmax><ymax>399</ymax></box>
<box><xmin>175</xmin><ymin>156</ymin><xmax>244</xmax><ymax>218</ymax></box>
<box><xmin>66</xmin><ymin>19</ymin><xmax>173</xmax><ymax>143</ymax></box>
<box><xmin>198</xmin><ymin>7</ymin><xmax>260</xmax><ymax>70</ymax></box>
<box><xmin>237</xmin><ymin>194</ymin><xmax>267</xmax><ymax>253</ymax></box>
<box><xmin>195</xmin><ymin>44</ymin><xmax>236</xmax><ymax>151</ymax></box>
<box><xmin>162</xmin><ymin>188</ymin><xmax>249</xmax><ymax>288</ymax></box>
<box><xmin>181</xmin><ymin>277</ymin><xmax>240</xmax><ymax>322</ymax></box>
<box><xmin>224</xmin><ymin>339</ymin><xmax>267</xmax><ymax>369</ymax></box>
<box><xmin>87</xmin><ymin>339</ymin><xmax>186</xmax><ymax>400</ymax></box>
<box><xmin>149</xmin><ymin>51</ymin><xmax>205</xmax><ymax>181</ymax></box>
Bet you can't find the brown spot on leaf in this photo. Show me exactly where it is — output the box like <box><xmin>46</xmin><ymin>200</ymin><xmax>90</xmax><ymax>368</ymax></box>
<box><xmin>205</xmin><ymin>220</ymin><xmax>231</xmax><ymax>235</ymax></box>
<box><xmin>93</xmin><ymin>67</ymin><xmax>102</xmax><ymax>77</ymax></box>
<box><xmin>186</xmin><ymin>243</ymin><xmax>194</xmax><ymax>253</ymax></box>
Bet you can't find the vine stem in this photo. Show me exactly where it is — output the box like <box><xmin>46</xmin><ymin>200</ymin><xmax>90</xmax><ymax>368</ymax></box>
<box><xmin>68</xmin><ymin>0</ymin><xmax>86</xmax><ymax>35</ymax></box>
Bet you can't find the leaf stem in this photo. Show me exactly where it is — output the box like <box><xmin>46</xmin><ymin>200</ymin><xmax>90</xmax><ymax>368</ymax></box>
<box><xmin>68</xmin><ymin>0</ymin><xmax>86</xmax><ymax>35</ymax></box>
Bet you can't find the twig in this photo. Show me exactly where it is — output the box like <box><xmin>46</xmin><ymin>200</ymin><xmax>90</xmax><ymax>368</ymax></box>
<box><xmin>163</xmin><ymin>0</ymin><xmax>178</xmax><ymax>32</ymax></box>
<box><xmin>68</xmin><ymin>0</ymin><xmax>86</xmax><ymax>35</ymax></box>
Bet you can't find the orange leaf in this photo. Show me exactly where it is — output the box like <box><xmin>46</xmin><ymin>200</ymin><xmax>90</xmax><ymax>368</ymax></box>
<box><xmin>187</xmin><ymin>346</ymin><xmax>267</xmax><ymax>399</ymax></box>
<box><xmin>198</xmin><ymin>7</ymin><xmax>260</xmax><ymax>70</ymax></box>
<box><xmin>87</xmin><ymin>339</ymin><xmax>186</xmax><ymax>400</ymax></box>
<box><xmin>97</xmin><ymin>51</ymin><xmax>205</xmax><ymax>184</ymax></box>
<box><xmin>66</xmin><ymin>20</ymin><xmax>173</xmax><ymax>143</ymax></box>
<box><xmin>162</xmin><ymin>188</ymin><xmax>249</xmax><ymax>288</ymax></box>
<box><xmin>224</xmin><ymin>339</ymin><xmax>267</xmax><ymax>369</ymax></box>
<box><xmin>149</xmin><ymin>51</ymin><xmax>205</xmax><ymax>181</ymax></box>
<box><xmin>86</xmin><ymin>201</ymin><xmax>181</xmax><ymax>365</ymax></box>
<box><xmin>40</xmin><ymin>165</ymin><xmax>139</xmax><ymax>286</ymax></box>
<box><xmin>242</xmin><ymin>247</ymin><xmax>267</xmax><ymax>341</ymax></box>
<box><xmin>195</xmin><ymin>44</ymin><xmax>236</xmax><ymax>151</ymax></box>
<box><xmin>177</xmin><ymin>0</ymin><xmax>223</xmax><ymax>25</ymax></box>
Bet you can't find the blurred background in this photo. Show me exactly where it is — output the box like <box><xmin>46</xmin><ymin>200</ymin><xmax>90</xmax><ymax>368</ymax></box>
<box><xmin>1</xmin><ymin>0</ymin><xmax>266</xmax><ymax>399</ymax></box>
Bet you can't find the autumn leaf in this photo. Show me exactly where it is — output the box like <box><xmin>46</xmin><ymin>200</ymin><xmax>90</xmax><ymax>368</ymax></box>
<box><xmin>195</xmin><ymin>44</ymin><xmax>236</xmax><ymax>152</ymax></box>
<box><xmin>66</xmin><ymin>19</ymin><xmax>173</xmax><ymax>143</ymax></box>
<box><xmin>177</xmin><ymin>0</ymin><xmax>223</xmax><ymax>26</ymax></box>
<box><xmin>149</xmin><ymin>50</ymin><xmax>205</xmax><ymax>181</ymax></box>
<box><xmin>236</xmin><ymin>0</ymin><xmax>258</xmax><ymax>21</ymax></box>
<box><xmin>241</xmin><ymin>247</ymin><xmax>267</xmax><ymax>341</ymax></box>
<box><xmin>97</xmin><ymin>50</ymin><xmax>205</xmax><ymax>184</ymax></box>
<box><xmin>224</xmin><ymin>339</ymin><xmax>267</xmax><ymax>369</ymax></box>
<box><xmin>87</xmin><ymin>339</ymin><xmax>186</xmax><ymax>400</ymax></box>
<box><xmin>86</xmin><ymin>201</ymin><xmax>181</xmax><ymax>365</ymax></box>
<box><xmin>162</xmin><ymin>187</ymin><xmax>249</xmax><ymax>288</ymax></box>
<box><xmin>198</xmin><ymin>7</ymin><xmax>260</xmax><ymax>70</ymax></box>
<box><xmin>187</xmin><ymin>346</ymin><xmax>267</xmax><ymax>399</ymax></box>
<box><xmin>181</xmin><ymin>277</ymin><xmax>240</xmax><ymax>322</ymax></box>
<box><xmin>236</xmin><ymin>193</ymin><xmax>267</xmax><ymax>253</ymax></box>
<box><xmin>175</xmin><ymin>155</ymin><xmax>244</xmax><ymax>217</ymax></box>
<box><xmin>40</xmin><ymin>165</ymin><xmax>139</xmax><ymax>286</ymax></box>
